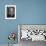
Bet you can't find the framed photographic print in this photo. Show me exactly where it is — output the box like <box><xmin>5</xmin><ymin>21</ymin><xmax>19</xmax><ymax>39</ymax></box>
<box><xmin>5</xmin><ymin>5</ymin><xmax>16</xmax><ymax>19</ymax></box>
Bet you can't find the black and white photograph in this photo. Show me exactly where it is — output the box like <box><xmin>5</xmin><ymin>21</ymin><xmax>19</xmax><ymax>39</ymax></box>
<box><xmin>5</xmin><ymin>5</ymin><xmax>16</xmax><ymax>19</ymax></box>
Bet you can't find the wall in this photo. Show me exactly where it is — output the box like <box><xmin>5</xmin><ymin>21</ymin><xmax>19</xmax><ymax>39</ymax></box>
<box><xmin>0</xmin><ymin>0</ymin><xmax>46</xmax><ymax>44</ymax></box>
